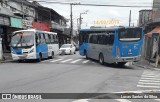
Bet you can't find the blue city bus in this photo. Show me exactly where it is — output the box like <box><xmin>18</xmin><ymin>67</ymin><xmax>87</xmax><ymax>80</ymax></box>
<box><xmin>10</xmin><ymin>29</ymin><xmax>59</xmax><ymax>62</ymax></box>
<box><xmin>79</xmin><ymin>27</ymin><xmax>144</xmax><ymax>66</ymax></box>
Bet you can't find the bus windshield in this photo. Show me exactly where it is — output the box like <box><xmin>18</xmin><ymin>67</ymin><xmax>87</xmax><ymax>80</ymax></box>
<box><xmin>118</xmin><ymin>28</ymin><xmax>142</xmax><ymax>42</ymax></box>
<box><xmin>10</xmin><ymin>31</ymin><xmax>34</xmax><ymax>48</ymax></box>
<box><xmin>61</xmin><ymin>44</ymin><xmax>71</xmax><ymax>48</ymax></box>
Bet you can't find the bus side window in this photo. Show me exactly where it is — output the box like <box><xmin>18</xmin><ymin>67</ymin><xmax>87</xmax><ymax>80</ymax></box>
<box><xmin>43</xmin><ymin>33</ymin><xmax>47</xmax><ymax>44</ymax></box>
<box><xmin>36</xmin><ymin>33</ymin><xmax>40</xmax><ymax>44</ymax></box>
<box><xmin>40</xmin><ymin>33</ymin><xmax>45</xmax><ymax>44</ymax></box>
<box><xmin>108</xmin><ymin>34</ymin><xmax>114</xmax><ymax>45</ymax></box>
<box><xmin>89</xmin><ymin>35</ymin><xmax>93</xmax><ymax>43</ymax></box>
<box><xmin>48</xmin><ymin>34</ymin><xmax>51</xmax><ymax>44</ymax></box>
<box><xmin>84</xmin><ymin>34</ymin><xmax>89</xmax><ymax>43</ymax></box>
<box><xmin>53</xmin><ymin>35</ymin><xmax>56</xmax><ymax>44</ymax></box>
<box><xmin>104</xmin><ymin>35</ymin><xmax>108</xmax><ymax>45</ymax></box>
<box><xmin>97</xmin><ymin>35</ymin><xmax>101</xmax><ymax>44</ymax></box>
<box><xmin>50</xmin><ymin>35</ymin><xmax>53</xmax><ymax>44</ymax></box>
<box><xmin>99</xmin><ymin>35</ymin><xmax>105</xmax><ymax>45</ymax></box>
<box><xmin>54</xmin><ymin>35</ymin><xmax>58</xmax><ymax>44</ymax></box>
<box><xmin>45</xmin><ymin>33</ymin><xmax>49</xmax><ymax>44</ymax></box>
<box><xmin>92</xmin><ymin>35</ymin><xmax>98</xmax><ymax>44</ymax></box>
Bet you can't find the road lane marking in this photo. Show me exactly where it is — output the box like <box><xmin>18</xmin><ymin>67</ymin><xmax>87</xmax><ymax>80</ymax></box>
<box><xmin>138</xmin><ymin>82</ymin><xmax>160</xmax><ymax>85</ymax></box>
<box><xmin>141</xmin><ymin>76</ymin><xmax>158</xmax><ymax>78</ymax></box>
<box><xmin>142</xmin><ymin>73</ymin><xmax>157</xmax><ymax>75</ymax></box>
<box><xmin>50</xmin><ymin>59</ymin><xmax>63</xmax><ymax>62</ymax></box>
<box><xmin>41</xmin><ymin>59</ymin><xmax>55</xmax><ymax>62</ymax></box>
<box><xmin>82</xmin><ymin>60</ymin><xmax>90</xmax><ymax>64</ymax></box>
<box><xmin>61</xmin><ymin>59</ymin><xmax>73</xmax><ymax>63</ymax></box>
<box><xmin>154</xmin><ymin>99</ymin><xmax>160</xmax><ymax>101</ymax></box>
<box><xmin>142</xmin><ymin>74</ymin><xmax>158</xmax><ymax>76</ymax></box>
<box><xmin>70</xmin><ymin>59</ymin><xmax>82</xmax><ymax>63</ymax></box>
<box><xmin>137</xmin><ymin>85</ymin><xmax>160</xmax><ymax>88</ymax></box>
<box><xmin>72</xmin><ymin>99</ymin><xmax>89</xmax><ymax>102</ymax></box>
<box><xmin>140</xmin><ymin>78</ymin><xmax>160</xmax><ymax>80</ymax></box>
<box><xmin>139</xmin><ymin>80</ymin><xmax>160</xmax><ymax>83</ymax></box>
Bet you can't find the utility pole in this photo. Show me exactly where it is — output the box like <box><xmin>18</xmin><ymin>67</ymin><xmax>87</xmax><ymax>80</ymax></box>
<box><xmin>79</xmin><ymin>13</ymin><xmax>82</xmax><ymax>30</ymax></box>
<box><xmin>70</xmin><ymin>3</ymin><xmax>73</xmax><ymax>44</ymax></box>
<box><xmin>70</xmin><ymin>3</ymin><xmax>80</xmax><ymax>44</ymax></box>
<box><xmin>77</xmin><ymin>18</ymin><xmax>79</xmax><ymax>30</ymax></box>
<box><xmin>78</xmin><ymin>10</ymin><xmax>88</xmax><ymax>31</ymax></box>
<box><xmin>22</xmin><ymin>1</ymin><xmax>24</xmax><ymax>19</ymax></box>
<box><xmin>129</xmin><ymin>10</ymin><xmax>131</xmax><ymax>27</ymax></box>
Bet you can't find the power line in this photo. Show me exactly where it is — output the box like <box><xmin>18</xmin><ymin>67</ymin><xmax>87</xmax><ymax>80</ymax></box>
<box><xmin>31</xmin><ymin>1</ymin><xmax>152</xmax><ymax>8</ymax></box>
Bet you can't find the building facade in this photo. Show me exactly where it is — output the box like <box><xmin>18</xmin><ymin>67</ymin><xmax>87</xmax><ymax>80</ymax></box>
<box><xmin>139</xmin><ymin>10</ymin><xmax>152</xmax><ymax>27</ymax></box>
<box><xmin>139</xmin><ymin>0</ymin><xmax>160</xmax><ymax>62</ymax></box>
<box><xmin>0</xmin><ymin>0</ymin><xmax>70</xmax><ymax>52</ymax></box>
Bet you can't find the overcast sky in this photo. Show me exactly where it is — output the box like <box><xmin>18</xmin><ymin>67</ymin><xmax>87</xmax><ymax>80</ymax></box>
<box><xmin>36</xmin><ymin>0</ymin><xmax>153</xmax><ymax>29</ymax></box>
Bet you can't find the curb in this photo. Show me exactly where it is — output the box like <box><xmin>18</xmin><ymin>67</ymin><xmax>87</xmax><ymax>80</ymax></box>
<box><xmin>133</xmin><ymin>63</ymin><xmax>160</xmax><ymax>71</ymax></box>
<box><xmin>0</xmin><ymin>60</ymin><xmax>13</xmax><ymax>63</ymax></box>
<box><xmin>132</xmin><ymin>63</ymin><xmax>145</xmax><ymax>68</ymax></box>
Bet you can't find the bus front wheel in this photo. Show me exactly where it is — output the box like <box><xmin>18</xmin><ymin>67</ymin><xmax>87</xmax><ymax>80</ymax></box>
<box><xmin>37</xmin><ymin>53</ymin><xmax>42</xmax><ymax>62</ymax></box>
<box><xmin>51</xmin><ymin>52</ymin><xmax>54</xmax><ymax>59</ymax></box>
<box><xmin>99</xmin><ymin>54</ymin><xmax>104</xmax><ymax>65</ymax></box>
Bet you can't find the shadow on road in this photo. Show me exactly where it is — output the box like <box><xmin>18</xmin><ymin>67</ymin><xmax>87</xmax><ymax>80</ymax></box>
<box><xmin>85</xmin><ymin>58</ymin><xmax>134</xmax><ymax>70</ymax></box>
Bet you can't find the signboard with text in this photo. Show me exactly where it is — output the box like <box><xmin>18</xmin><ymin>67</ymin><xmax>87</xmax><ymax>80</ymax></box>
<box><xmin>23</xmin><ymin>20</ymin><xmax>33</xmax><ymax>29</ymax></box>
<box><xmin>32</xmin><ymin>22</ymin><xmax>50</xmax><ymax>31</ymax></box>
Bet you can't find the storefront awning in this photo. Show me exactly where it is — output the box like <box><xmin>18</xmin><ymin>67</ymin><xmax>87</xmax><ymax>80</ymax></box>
<box><xmin>145</xmin><ymin>25</ymin><xmax>160</xmax><ymax>37</ymax></box>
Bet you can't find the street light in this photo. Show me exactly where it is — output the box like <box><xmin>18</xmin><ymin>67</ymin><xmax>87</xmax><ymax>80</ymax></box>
<box><xmin>79</xmin><ymin>10</ymin><xmax>88</xmax><ymax>31</ymax></box>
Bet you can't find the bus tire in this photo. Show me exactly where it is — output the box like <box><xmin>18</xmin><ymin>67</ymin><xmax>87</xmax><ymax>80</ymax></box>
<box><xmin>99</xmin><ymin>53</ymin><xmax>104</xmax><ymax>65</ymax></box>
<box><xmin>18</xmin><ymin>60</ymin><xmax>22</xmax><ymax>63</ymax></box>
<box><xmin>51</xmin><ymin>52</ymin><xmax>54</xmax><ymax>59</ymax></box>
<box><xmin>70</xmin><ymin>50</ymin><xmax>72</xmax><ymax>55</ymax></box>
<box><xmin>84</xmin><ymin>50</ymin><xmax>88</xmax><ymax>59</ymax></box>
<box><xmin>38</xmin><ymin>53</ymin><xmax>42</xmax><ymax>62</ymax></box>
<box><xmin>117</xmin><ymin>62</ymin><xmax>126</xmax><ymax>67</ymax></box>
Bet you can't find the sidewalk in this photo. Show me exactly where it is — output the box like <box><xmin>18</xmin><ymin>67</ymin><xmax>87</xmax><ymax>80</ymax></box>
<box><xmin>0</xmin><ymin>53</ymin><xmax>13</xmax><ymax>63</ymax></box>
<box><xmin>133</xmin><ymin>58</ymin><xmax>160</xmax><ymax>70</ymax></box>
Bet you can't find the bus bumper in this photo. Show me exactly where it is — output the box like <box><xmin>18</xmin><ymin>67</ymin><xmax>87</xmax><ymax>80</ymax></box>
<box><xmin>11</xmin><ymin>53</ymin><xmax>36</xmax><ymax>60</ymax></box>
<box><xmin>115</xmin><ymin>56</ymin><xmax>141</xmax><ymax>62</ymax></box>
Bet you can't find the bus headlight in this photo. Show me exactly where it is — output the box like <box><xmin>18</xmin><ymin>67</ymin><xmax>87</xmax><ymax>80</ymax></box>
<box><xmin>30</xmin><ymin>48</ymin><xmax>34</xmax><ymax>53</ymax></box>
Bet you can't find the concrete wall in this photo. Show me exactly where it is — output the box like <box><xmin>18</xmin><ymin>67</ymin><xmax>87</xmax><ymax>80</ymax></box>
<box><xmin>8</xmin><ymin>1</ymin><xmax>36</xmax><ymax>20</ymax></box>
<box><xmin>139</xmin><ymin>10</ymin><xmax>152</xmax><ymax>26</ymax></box>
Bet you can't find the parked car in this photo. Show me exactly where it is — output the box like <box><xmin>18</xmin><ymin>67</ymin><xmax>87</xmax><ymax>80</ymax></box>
<box><xmin>59</xmin><ymin>44</ymin><xmax>76</xmax><ymax>55</ymax></box>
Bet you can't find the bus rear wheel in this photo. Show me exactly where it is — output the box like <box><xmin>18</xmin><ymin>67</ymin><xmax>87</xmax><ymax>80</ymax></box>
<box><xmin>117</xmin><ymin>62</ymin><xmax>126</xmax><ymax>67</ymax></box>
<box><xmin>99</xmin><ymin>54</ymin><xmax>104</xmax><ymax>65</ymax></box>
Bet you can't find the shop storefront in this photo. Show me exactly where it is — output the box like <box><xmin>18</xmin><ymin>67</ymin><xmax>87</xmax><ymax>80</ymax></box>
<box><xmin>7</xmin><ymin>17</ymin><xmax>23</xmax><ymax>52</ymax></box>
<box><xmin>0</xmin><ymin>16</ymin><xmax>10</xmax><ymax>52</ymax></box>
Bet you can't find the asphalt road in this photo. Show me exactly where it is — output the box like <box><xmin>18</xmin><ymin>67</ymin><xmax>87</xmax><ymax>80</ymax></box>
<box><xmin>0</xmin><ymin>52</ymin><xmax>160</xmax><ymax>102</ymax></box>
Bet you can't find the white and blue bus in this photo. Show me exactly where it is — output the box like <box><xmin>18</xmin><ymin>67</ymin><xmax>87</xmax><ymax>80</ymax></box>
<box><xmin>79</xmin><ymin>27</ymin><xmax>144</xmax><ymax>66</ymax></box>
<box><xmin>10</xmin><ymin>29</ymin><xmax>59</xmax><ymax>62</ymax></box>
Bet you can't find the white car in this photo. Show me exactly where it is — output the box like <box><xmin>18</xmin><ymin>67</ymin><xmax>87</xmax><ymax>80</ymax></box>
<box><xmin>59</xmin><ymin>44</ymin><xmax>76</xmax><ymax>55</ymax></box>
